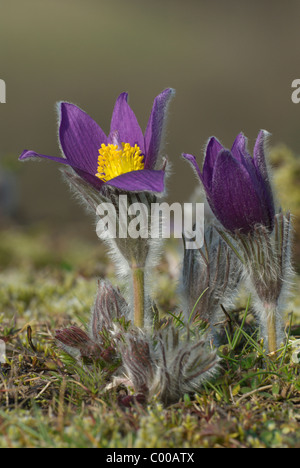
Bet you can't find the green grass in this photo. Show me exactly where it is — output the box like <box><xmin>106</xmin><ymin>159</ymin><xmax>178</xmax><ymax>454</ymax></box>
<box><xmin>0</xmin><ymin>227</ymin><xmax>299</xmax><ymax>448</ymax></box>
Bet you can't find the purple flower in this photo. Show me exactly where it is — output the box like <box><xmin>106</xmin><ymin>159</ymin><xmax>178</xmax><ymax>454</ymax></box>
<box><xmin>183</xmin><ymin>131</ymin><xmax>275</xmax><ymax>234</ymax></box>
<box><xmin>19</xmin><ymin>89</ymin><xmax>174</xmax><ymax>193</ymax></box>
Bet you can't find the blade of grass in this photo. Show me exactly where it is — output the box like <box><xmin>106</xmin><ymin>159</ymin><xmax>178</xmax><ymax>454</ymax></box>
<box><xmin>216</xmin><ymin>230</ymin><xmax>245</xmax><ymax>264</ymax></box>
<box><xmin>239</xmin><ymin>328</ymin><xmax>271</xmax><ymax>364</ymax></box>
<box><xmin>224</xmin><ymin>326</ymin><xmax>233</xmax><ymax>348</ymax></box>
<box><xmin>236</xmin><ymin>370</ymin><xmax>282</xmax><ymax>388</ymax></box>
<box><xmin>167</xmin><ymin>311</ymin><xmax>185</xmax><ymax>328</ymax></box>
<box><xmin>188</xmin><ymin>287</ymin><xmax>209</xmax><ymax>324</ymax></box>
<box><xmin>231</xmin><ymin>295</ymin><xmax>251</xmax><ymax>350</ymax></box>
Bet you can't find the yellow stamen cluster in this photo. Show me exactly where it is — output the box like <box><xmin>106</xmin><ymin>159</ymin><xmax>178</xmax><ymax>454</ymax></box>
<box><xmin>96</xmin><ymin>142</ymin><xmax>144</xmax><ymax>182</ymax></box>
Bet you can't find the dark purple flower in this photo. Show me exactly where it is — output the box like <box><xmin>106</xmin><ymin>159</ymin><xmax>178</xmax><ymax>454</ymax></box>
<box><xmin>19</xmin><ymin>89</ymin><xmax>175</xmax><ymax>193</ymax></box>
<box><xmin>183</xmin><ymin>131</ymin><xmax>275</xmax><ymax>233</ymax></box>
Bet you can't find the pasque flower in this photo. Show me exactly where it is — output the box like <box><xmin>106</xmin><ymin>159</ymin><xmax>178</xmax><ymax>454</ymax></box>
<box><xmin>183</xmin><ymin>131</ymin><xmax>275</xmax><ymax>234</ymax></box>
<box><xmin>184</xmin><ymin>131</ymin><xmax>294</xmax><ymax>355</ymax></box>
<box><xmin>19</xmin><ymin>90</ymin><xmax>175</xmax><ymax>330</ymax></box>
<box><xmin>184</xmin><ymin>130</ymin><xmax>292</xmax><ymax>354</ymax></box>
<box><xmin>19</xmin><ymin>88</ymin><xmax>175</xmax><ymax>193</ymax></box>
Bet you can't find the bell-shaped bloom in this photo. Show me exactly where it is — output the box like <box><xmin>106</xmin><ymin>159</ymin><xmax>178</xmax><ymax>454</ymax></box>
<box><xmin>183</xmin><ymin>131</ymin><xmax>275</xmax><ymax>234</ymax></box>
<box><xmin>19</xmin><ymin>89</ymin><xmax>175</xmax><ymax>193</ymax></box>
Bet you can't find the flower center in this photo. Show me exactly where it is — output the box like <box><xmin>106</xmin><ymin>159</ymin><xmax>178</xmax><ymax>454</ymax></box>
<box><xmin>95</xmin><ymin>143</ymin><xmax>144</xmax><ymax>182</ymax></box>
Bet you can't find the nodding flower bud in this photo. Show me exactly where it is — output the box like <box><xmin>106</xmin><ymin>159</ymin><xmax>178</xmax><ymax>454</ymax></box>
<box><xmin>120</xmin><ymin>330</ymin><xmax>155</xmax><ymax>397</ymax></box>
<box><xmin>183</xmin><ymin>131</ymin><xmax>275</xmax><ymax>234</ymax></box>
<box><xmin>119</xmin><ymin>325</ymin><xmax>219</xmax><ymax>406</ymax></box>
<box><xmin>55</xmin><ymin>326</ymin><xmax>114</xmax><ymax>363</ymax></box>
<box><xmin>154</xmin><ymin>325</ymin><xmax>219</xmax><ymax>406</ymax></box>
<box><xmin>55</xmin><ymin>280</ymin><xmax>129</xmax><ymax>364</ymax></box>
<box><xmin>89</xmin><ymin>280</ymin><xmax>129</xmax><ymax>341</ymax></box>
<box><xmin>181</xmin><ymin>227</ymin><xmax>241</xmax><ymax>338</ymax></box>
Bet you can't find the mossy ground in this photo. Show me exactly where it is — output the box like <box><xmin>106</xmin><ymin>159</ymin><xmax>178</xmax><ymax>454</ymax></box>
<box><xmin>0</xmin><ymin>226</ymin><xmax>299</xmax><ymax>448</ymax></box>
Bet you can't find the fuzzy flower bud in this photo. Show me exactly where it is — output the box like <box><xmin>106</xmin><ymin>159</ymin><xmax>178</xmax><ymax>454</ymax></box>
<box><xmin>120</xmin><ymin>325</ymin><xmax>218</xmax><ymax>406</ymax></box>
<box><xmin>89</xmin><ymin>280</ymin><xmax>129</xmax><ymax>340</ymax></box>
<box><xmin>181</xmin><ymin>227</ymin><xmax>242</xmax><ymax>338</ymax></box>
<box><xmin>154</xmin><ymin>326</ymin><xmax>218</xmax><ymax>405</ymax></box>
<box><xmin>120</xmin><ymin>330</ymin><xmax>154</xmax><ymax>396</ymax></box>
<box><xmin>55</xmin><ymin>326</ymin><xmax>114</xmax><ymax>362</ymax></box>
<box><xmin>56</xmin><ymin>280</ymin><xmax>129</xmax><ymax>364</ymax></box>
<box><xmin>183</xmin><ymin>131</ymin><xmax>275</xmax><ymax>234</ymax></box>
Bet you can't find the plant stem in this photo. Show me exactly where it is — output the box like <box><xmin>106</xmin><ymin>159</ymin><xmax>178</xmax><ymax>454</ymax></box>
<box><xmin>132</xmin><ymin>266</ymin><xmax>145</xmax><ymax>328</ymax></box>
<box><xmin>266</xmin><ymin>305</ymin><xmax>277</xmax><ymax>355</ymax></box>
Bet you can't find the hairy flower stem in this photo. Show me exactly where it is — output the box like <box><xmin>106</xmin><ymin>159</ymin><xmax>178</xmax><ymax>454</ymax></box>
<box><xmin>220</xmin><ymin>214</ymin><xmax>293</xmax><ymax>355</ymax></box>
<box><xmin>265</xmin><ymin>304</ymin><xmax>277</xmax><ymax>356</ymax></box>
<box><xmin>132</xmin><ymin>266</ymin><xmax>145</xmax><ymax>328</ymax></box>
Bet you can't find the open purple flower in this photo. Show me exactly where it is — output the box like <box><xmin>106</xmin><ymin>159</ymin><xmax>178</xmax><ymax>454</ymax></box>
<box><xmin>19</xmin><ymin>89</ymin><xmax>174</xmax><ymax>193</ymax></box>
<box><xmin>183</xmin><ymin>131</ymin><xmax>275</xmax><ymax>234</ymax></box>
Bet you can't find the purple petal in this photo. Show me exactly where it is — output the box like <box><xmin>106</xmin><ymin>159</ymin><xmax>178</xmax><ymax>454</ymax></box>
<box><xmin>19</xmin><ymin>150</ymin><xmax>104</xmax><ymax>191</ymax></box>
<box><xmin>19</xmin><ymin>150</ymin><xmax>70</xmax><ymax>166</ymax></box>
<box><xmin>231</xmin><ymin>132</ymin><xmax>250</xmax><ymax>163</ymax></box>
<box><xmin>202</xmin><ymin>137</ymin><xmax>223</xmax><ymax>189</ymax></box>
<box><xmin>59</xmin><ymin>102</ymin><xmax>107</xmax><ymax>176</ymax></box>
<box><xmin>109</xmin><ymin>129</ymin><xmax>122</xmax><ymax>148</ymax></box>
<box><xmin>73</xmin><ymin>168</ymin><xmax>105</xmax><ymax>190</ymax></box>
<box><xmin>231</xmin><ymin>132</ymin><xmax>264</xmax><ymax>189</ymax></box>
<box><xmin>105</xmin><ymin>169</ymin><xmax>165</xmax><ymax>193</ymax></box>
<box><xmin>144</xmin><ymin>88</ymin><xmax>175</xmax><ymax>169</ymax></box>
<box><xmin>231</xmin><ymin>132</ymin><xmax>274</xmax><ymax>221</ymax></box>
<box><xmin>110</xmin><ymin>93</ymin><xmax>145</xmax><ymax>152</ymax></box>
<box><xmin>253</xmin><ymin>130</ymin><xmax>271</xmax><ymax>180</ymax></box>
<box><xmin>210</xmin><ymin>150</ymin><xmax>268</xmax><ymax>233</ymax></box>
<box><xmin>182</xmin><ymin>152</ymin><xmax>211</xmax><ymax>194</ymax></box>
<box><xmin>182</xmin><ymin>153</ymin><xmax>202</xmax><ymax>178</ymax></box>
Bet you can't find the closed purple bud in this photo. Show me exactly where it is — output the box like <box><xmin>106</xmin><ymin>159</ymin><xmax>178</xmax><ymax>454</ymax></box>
<box><xmin>183</xmin><ymin>131</ymin><xmax>275</xmax><ymax>234</ymax></box>
<box><xmin>55</xmin><ymin>326</ymin><xmax>110</xmax><ymax>361</ymax></box>
<box><xmin>55</xmin><ymin>326</ymin><xmax>90</xmax><ymax>347</ymax></box>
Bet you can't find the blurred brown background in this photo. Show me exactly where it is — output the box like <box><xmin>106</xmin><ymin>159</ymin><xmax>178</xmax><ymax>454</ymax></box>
<box><xmin>0</xmin><ymin>0</ymin><xmax>300</xmax><ymax>232</ymax></box>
